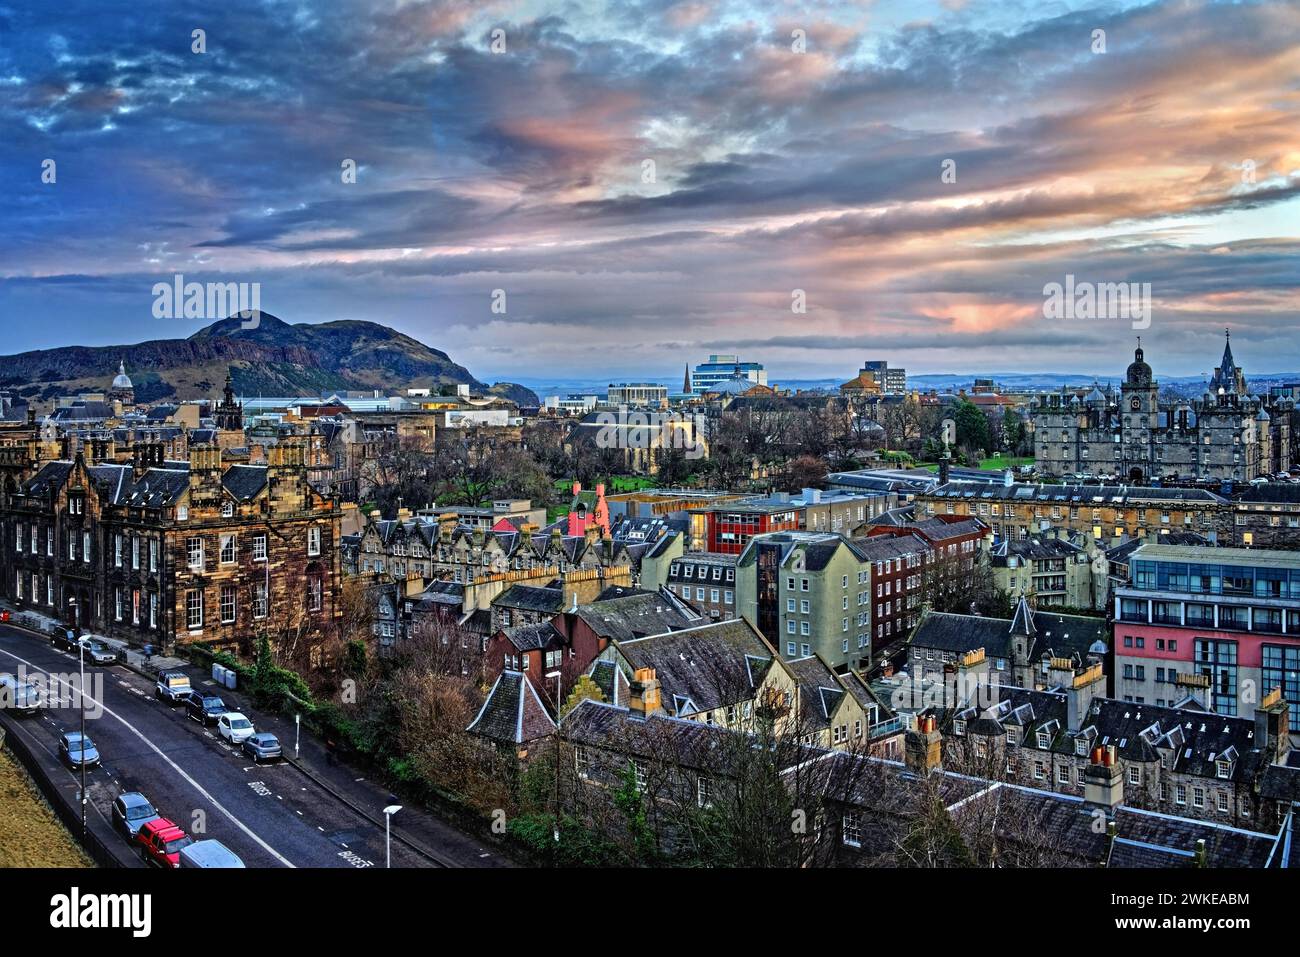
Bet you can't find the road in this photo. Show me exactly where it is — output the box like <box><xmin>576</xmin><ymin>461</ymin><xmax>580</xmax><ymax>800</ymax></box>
<box><xmin>0</xmin><ymin>624</ymin><xmax>489</xmax><ymax>868</ymax></box>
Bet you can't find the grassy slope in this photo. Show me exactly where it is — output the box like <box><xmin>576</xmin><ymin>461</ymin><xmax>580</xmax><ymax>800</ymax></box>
<box><xmin>0</xmin><ymin>747</ymin><xmax>92</xmax><ymax>867</ymax></box>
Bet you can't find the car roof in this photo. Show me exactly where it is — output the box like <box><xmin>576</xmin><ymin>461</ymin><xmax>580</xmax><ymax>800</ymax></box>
<box><xmin>63</xmin><ymin>731</ymin><xmax>86</xmax><ymax>742</ymax></box>
<box><xmin>143</xmin><ymin>817</ymin><xmax>178</xmax><ymax>833</ymax></box>
<box><xmin>119</xmin><ymin>791</ymin><xmax>152</xmax><ymax>806</ymax></box>
<box><xmin>250</xmin><ymin>733</ymin><xmax>277</xmax><ymax>741</ymax></box>
<box><xmin>224</xmin><ymin>711</ymin><xmax>248</xmax><ymax>719</ymax></box>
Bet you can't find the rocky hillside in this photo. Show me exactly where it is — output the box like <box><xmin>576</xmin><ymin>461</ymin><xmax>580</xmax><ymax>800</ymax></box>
<box><xmin>0</xmin><ymin>315</ymin><xmax>538</xmax><ymax>407</ymax></box>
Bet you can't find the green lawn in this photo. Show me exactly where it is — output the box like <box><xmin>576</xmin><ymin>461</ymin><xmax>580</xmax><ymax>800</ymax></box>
<box><xmin>554</xmin><ymin>476</ymin><xmax>657</xmax><ymax>493</ymax></box>
<box><xmin>978</xmin><ymin>455</ymin><xmax>1035</xmax><ymax>471</ymax></box>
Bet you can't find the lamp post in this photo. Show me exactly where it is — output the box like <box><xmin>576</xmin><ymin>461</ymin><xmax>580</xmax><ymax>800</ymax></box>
<box><xmin>382</xmin><ymin>803</ymin><xmax>402</xmax><ymax>868</ymax></box>
<box><xmin>69</xmin><ymin>596</ymin><xmax>86</xmax><ymax>839</ymax></box>
<box><xmin>546</xmin><ymin>669</ymin><xmax>563</xmax><ymax>847</ymax></box>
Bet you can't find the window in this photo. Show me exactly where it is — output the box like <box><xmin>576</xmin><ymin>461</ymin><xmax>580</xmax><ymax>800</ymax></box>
<box><xmin>186</xmin><ymin>590</ymin><xmax>203</xmax><ymax>630</ymax></box>
<box><xmin>1216</xmin><ymin>791</ymin><xmax>1229</xmax><ymax>814</ymax></box>
<box><xmin>841</xmin><ymin>812</ymin><xmax>861</xmax><ymax>847</ymax></box>
<box><xmin>1216</xmin><ymin>759</ymin><xmax>1232</xmax><ymax>779</ymax></box>
<box><xmin>253</xmin><ymin>533</ymin><xmax>268</xmax><ymax>562</ymax></box>
<box><xmin>786</xmin><ymin>641</ymin><xmax>797</xmax><ymax>656</ymax></box>
<box><xmin>114</xmin><ymin>534</ymin><xmax>123</xmax><ymax>567</ymax></box>
<box><xmin>308</xmin><ymin>526</ymin><xmax>321</xmax><ymax>556</ymax></box>
<box><xmin>697</xmin><ymin>777</ymin><xmax>714</xmax><ymax>808</ymax></box>
<box><xmin>220</xmin><ymin>585</ymin><xmax>236</xmax><ymax>623</ymax></box>
<box><xmin>147</xmin><ymin>537</ymin><xmax>154</xmax><ymax>571</ymax></box>
<box><xmin>221</xmin><ymin>501</ymin><xmax>234</xmax><ymax>518</ymax></box>
<box><xmin>631</xmin><ymin>760</ymin><xmax>646</xmax><ymax>793</ymax></box>
<box><xmin>131</xmin><ymin>535</ymin><xmax>139</xmax><ymax>569</ymax></box>
<box><xmin>177</xmin><ymin>505</ymin><xmax>188</xmax><ymax>521</ymax></box>
<box><xmin>84</xmin><ymin>531</ymin><xmax>92</xmax><ymax>564</ymax></box>
<box><xmin>220</xmin><ymin>534</ymin><xmax>236</xmax><ymax>564</ymax></box>
<box><xmin>1192</xmin><ymin>787</ymin><xmax>1205</xmax><ymax>809</ymax></box>
<box><xmin>1057</xmin><ymin>765</ymin><xmax>1069</xmax><ymax>784</ymax></box>
<box><xmin>149</xmin><ymin>592</ymin><xmax>157</xmax><ymax>629</ymax></box>
<box><xmin>1127</xmin><ymin>766</ymin><xmax>1141</xmax><ymax>786</ymax></box>
<box><xmin>574</xmin><ymin>747</ymin><xmax>590</xmax><ymax>779</ymax></box>
<box><xmin>1036</xmin><ymin>730</ymin><xmax>1051</xmax><ymax>749</ymax></box>
<box><xmin>308</xmin><ymin>577</ymin><xmax>323</xmax><ymax>612</ymax></box>
<box><xmin>186</xmin><ymin>536</ymin><xmax>204</xmax><ymax>570</ymax></box>
<box><xmin>252</xmin><ymin>581</ymin><xmax>268</xmax><ymax>619</ymax></box>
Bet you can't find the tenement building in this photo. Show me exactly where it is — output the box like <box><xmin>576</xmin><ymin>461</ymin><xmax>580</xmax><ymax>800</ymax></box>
<box><xmin>0</xmin><ymin>440</ymin><xmax>341</xmax><ymax>654</ymax></box>
<box><xmin>1031</xmin><ymin>334</ymin><xmax>1291</xmax><ymax>482</ymax></box>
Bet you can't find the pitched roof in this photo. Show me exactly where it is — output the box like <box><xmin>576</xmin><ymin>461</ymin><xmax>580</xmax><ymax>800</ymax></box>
<box><xmin>616</xmin><ymin>618</ymin><xmax>773</xmax><ymax>717</ymax></box>
<box><xmin>466</xmin><ymin>671</ymin><xmax>557</xmax><ymax>744</ymax></box>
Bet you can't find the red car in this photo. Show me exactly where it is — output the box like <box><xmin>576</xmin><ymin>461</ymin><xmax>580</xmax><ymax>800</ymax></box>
<box><xmin>134</xmin><ymin>817</ymin><xmax>194</xmax><ymax>868</ymax></box>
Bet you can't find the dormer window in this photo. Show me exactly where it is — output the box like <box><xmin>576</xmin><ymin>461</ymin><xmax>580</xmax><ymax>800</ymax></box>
<box><xmin>1216</xmin><ymin>759</ymin><xmax>1231</xmax><ymax>779</ymax></box>
<box><xmin>221</xmin><ymin>502</ymin><xmax>234</xmax><ymax>518</ymax></box>
<box><xmin>1075</xmin><ymin>739</ymin><xmax>1088</xmax><ymax>757</ymax></box>
<box><xmin>1036</xmin><ymin>730</ymin><xmax>1051</xmax><ymax>749</ymax></box>
<box><xmin>953</xmin><ymin>719</ymin><xmax>966</xmax><ymax>736</ymax></box>
<box><xmin>1005</xmin><ymin>728</ymin><xmax>1018</xmax><ymax>746</ymax></box>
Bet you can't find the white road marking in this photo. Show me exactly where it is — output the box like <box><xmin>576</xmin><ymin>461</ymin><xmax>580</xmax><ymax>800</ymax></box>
<box><xmin>0</xmin><ymin>644</ymin><xmax>295</xmax><ymax>868</ymax></box>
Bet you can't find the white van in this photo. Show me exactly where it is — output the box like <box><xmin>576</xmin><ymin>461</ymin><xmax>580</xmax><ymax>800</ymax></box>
<box><xmin>177</xmin><ymin>839</ymin><xmax>245</xmax><ymax>868</ymax></box>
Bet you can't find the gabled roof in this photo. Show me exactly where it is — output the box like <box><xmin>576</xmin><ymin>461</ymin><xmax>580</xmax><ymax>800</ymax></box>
<box><xmin>615</xmin><ymin>618</ymin><xmax>773</xmax><ymax>717</ymax></box>
<box><xmin>574</xmin><ymin>588</ymin><xmax>701</xmax><ymax>642</ymax></box>
<box><xmin>466</xmin><ymin>671</ymin><xmax>557</xmax><ymax>744</ymax></box>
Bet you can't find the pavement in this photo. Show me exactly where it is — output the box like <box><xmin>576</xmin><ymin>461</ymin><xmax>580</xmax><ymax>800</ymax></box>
<box><xmin>0</xmin><ymin>610</ymin><xmax>514</xmax><ymax>868</ymax></box>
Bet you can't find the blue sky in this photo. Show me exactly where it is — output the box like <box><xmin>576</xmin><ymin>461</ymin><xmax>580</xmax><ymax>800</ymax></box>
<box><xmin>1</xmin><ymin>0</ymin><xmax>1298</xmax><ymax>384</ymax></box>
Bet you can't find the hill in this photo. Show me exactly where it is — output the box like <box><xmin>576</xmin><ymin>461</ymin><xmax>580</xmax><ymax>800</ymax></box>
<box><xmin>0</xmin><ymin>315</ymin><xmax>537</xmax><ymax>407</ymax></box>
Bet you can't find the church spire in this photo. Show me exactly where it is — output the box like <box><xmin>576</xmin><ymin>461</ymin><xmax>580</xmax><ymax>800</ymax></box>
<box><xmin>683</xmin><ymin>363</ymin><xmax>692</xmax><ymax>394</ymax></box>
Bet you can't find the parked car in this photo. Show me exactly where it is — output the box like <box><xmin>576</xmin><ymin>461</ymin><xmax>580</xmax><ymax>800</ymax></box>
<box><xmin>51</xmin><ymin>629</ymin><xmax>80</xmax><ymax>652</ymax></box>
<box><xmin>185</xmin><ymin>691</ymin><xmax>228</xmax><ymax>726</ymax></box>
<box><xmin>111</xmin><ymin>792</ymin><xmax>160</xmax><ymax>839</ymax></box>
<box><xmin>155</xmin><ymin>671</ymin><xmax>192</xmax><ymax>704</ymax></box>
<box><xmin>177</xmin><ymin>839</ymin><xmax>245</xmax><ymax>869</ymax></box>
<box><xmin>78</xmin><ymin>636</ymin><xmax>118</xmax><ymax>665</ymax></box>
<box><xmin>0</xmin><ymin>673</ymin><xmax>42</xmax><ymax>715</ymax></box>
<box><xmin>241</xmin><ymin>732</ymin><xmax>282</xmax><ymax>763</ymax></box>
<box><xmin>217</xmin><ymin>712</ymin><xmax>255</xmax><ymax>745</ymax></box>
<box><xmin>59</xmin><ymin>731</ymin><xmax>100</xmax><ymax>769</ymax></box>
<box><xmin>134</xmin><ymin>817</ymin><xmax>194</xmax><ymax>868</ymax></box>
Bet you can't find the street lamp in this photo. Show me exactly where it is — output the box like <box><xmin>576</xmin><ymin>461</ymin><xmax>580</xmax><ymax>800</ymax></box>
<box><xmin>382</xmin><ymin>804</ymin><xmax>402</xmax><ymax>868</ymax></box>
<box><xmin>546</xmin><ymin>669</ymin><xmax>563</xmax><ymax>847</ymax></box>
<box><xmin>69</xmin><ymin>596</ymin><xmax>86</xmax><ymax>839</ymax></box>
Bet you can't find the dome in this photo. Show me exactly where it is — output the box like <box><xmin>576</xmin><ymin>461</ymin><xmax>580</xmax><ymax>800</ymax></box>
<box><xmin>111</xmin><ymin>360</ymin><xmax>133</xmax><ymax>389</ymax></box>
<box><xmin>1125</xmin><ymin>345</ymin><xmax>1152</xmax><ymax>387</ymax></box>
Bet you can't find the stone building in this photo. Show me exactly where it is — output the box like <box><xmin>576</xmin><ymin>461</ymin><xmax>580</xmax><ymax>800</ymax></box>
<box><xmin>0</xmin><ymin>439</ymin><xmax>341</xmax><ymax>655</ymax></box>
<box><xmin>1031</xmin><ymin>334</ymin><xmax>1292</xmax><ymax>483</ymax></box>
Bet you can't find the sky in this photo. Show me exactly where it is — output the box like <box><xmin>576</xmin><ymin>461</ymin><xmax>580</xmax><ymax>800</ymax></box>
<box><xmin>2</xmin><ymin>0</ymin><xmax>1298</xmax><ymax>386</ymax></box>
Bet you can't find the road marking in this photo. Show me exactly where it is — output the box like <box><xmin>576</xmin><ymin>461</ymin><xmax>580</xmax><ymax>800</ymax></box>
<box><xmin>0</xmin><ymin>644</ymin><xmax>296</xmax><ymax>868</ymax></box>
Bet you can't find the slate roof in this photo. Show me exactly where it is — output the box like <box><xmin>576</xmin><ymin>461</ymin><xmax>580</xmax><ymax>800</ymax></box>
<box><xmin>466</xmin><ymin>671</ymin><xmax>557</xmax><ymax>744</ymax></box>
<box><xmin>784</xmin><ymin>655</ymin><xmax>847</xmax><ymax>732</ymax></box>
<box><xmin>587</xmin><ymin>659</ymin><xmax>631</xmax><ymax>708</ymax></box>
<box><xmin>615</xmin><ymin>618</ymin><xmax>773</xmax><ymax>717</ymax></box>
<box><xmin>222</xmin><ymin>465</ymin><xmax>269</xmax><ymax>501</ymax></box>
<box><xmin>501</xmin><ymin>621</ymin><xmax>563</xmax><ymax>652</ymax></box>
<box><xmin>928</xmin><ymin>480</ymin><xmax>1226</xmax><ymax>505</ymax></box>
<box><xmin>574</xmin><ymin>588</ymin><xmax>702</xmax><ymax>643</ymax></box>
<box><xmin>561</xmin><ymin>699</ymin><xmax>1287</xmax><ymax>868</ymax></box>
<box><xmin>909</xmin><ymin>606</ymin><xmax>1108</xmax><ymax>663</ymax></box>
<box><xmin>494</xmin><ymin>584</ymin><xmax>565</xmax><ymax>615</ymax></box>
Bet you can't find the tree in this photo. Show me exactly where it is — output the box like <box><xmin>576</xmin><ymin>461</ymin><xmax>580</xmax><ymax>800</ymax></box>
<box><xmin>953</xmin><ymin>399</ymin><xmax>992</xmax><ymax>457</ymax></box>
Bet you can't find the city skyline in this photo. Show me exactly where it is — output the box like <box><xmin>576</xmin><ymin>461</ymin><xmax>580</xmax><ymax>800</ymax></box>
<box><xmin>3</xmin><ymin>0</ymin><xmax>1299</xmax><ymax>381</ymax></box>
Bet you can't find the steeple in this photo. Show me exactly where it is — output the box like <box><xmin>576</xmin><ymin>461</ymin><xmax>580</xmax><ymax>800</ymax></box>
<box><xmin>683</xmin><ymin>363</ymin><xmax>692</xmax><ymax>394</ymax></box>
<box><xmin>1210</xmin><ymin>328</ymin><xmax>1246</xmax><ymax>395</ymax></box>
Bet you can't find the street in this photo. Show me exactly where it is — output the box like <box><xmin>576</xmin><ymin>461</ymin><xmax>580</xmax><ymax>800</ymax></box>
<box><xmin>0</xmin><ymin>624</ymin><xmax>503</xmax><ymax>868</ymax></box>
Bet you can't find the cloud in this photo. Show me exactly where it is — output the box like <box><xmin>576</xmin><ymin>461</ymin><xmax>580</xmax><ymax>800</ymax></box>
<box><xmin>0</xmin><ymin>0</ymin><xmax>1297</xmax><ymax>380</ymax></box>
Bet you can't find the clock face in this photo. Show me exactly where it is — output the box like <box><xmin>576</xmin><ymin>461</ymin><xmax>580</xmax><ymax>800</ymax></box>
<box><xmin>1130</xmin><ymin>397</ymin><xmax>1141</xmax><ymax>411</ymax></box>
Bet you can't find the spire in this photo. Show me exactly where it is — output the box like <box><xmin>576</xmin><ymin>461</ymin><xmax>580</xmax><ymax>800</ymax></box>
<box><xmin>1220</xmin><ymin>328</ymin><xmax>1235</xmax><ymax>374</ymax></box>
<box><xmin>1010</xmin><ymin>595</ymin><xmax>1036</xmax><ymax>638</ymax></box>
<box><xmin>683</xmin><ymin>363</ymin><xmax>692</xmax><ymax>394</ymax></box>
<box><xmin>119</xmin><ymin>359</ymin><xmax>127</xmax><ymax>376</ymax></box>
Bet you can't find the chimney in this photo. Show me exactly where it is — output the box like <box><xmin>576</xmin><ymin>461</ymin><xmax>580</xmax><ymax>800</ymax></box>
<box><xmin>1049</xmin><ymin>658</ymin><xmax>1104</xmax><ymax>730</ymax></box>
<box><xmin>628</xmin><ymin>667</ymin><xmax>661</xmax><ymax>720</ymax></box>
<box><xmin>396</xmin><ymin>507</ymin><xmax>412</xmax><ymax>521</ymax></box>
<box><xmin>1255</xmin><ymin>687</ymin><xmax>1290</xmax><ymax>765</ymax></box>
<box><xmin>904</xmin><ymin>715</ymin><xmax>942</xmax><ymax>775</ymax></box>
<box><xmin>1083</xmin><ymin>744</ymin><xmax>1124</xmax><ymax>811</ymax></box>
